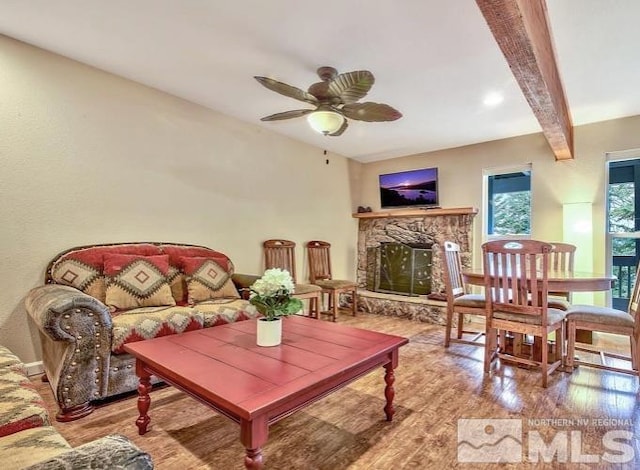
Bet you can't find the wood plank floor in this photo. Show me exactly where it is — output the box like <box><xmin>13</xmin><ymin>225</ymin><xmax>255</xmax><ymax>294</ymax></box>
<box><xmin>31</xmin><ymin>313</ymin><xmax>640</xmax><ymax>469</ymax></box>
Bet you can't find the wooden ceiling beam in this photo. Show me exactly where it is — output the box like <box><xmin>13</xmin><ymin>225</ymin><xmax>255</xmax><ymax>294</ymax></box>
<box><xmin>476</xmin><ymin>0</ymin><xmax>574</xmax><ymax>160</ymax></box>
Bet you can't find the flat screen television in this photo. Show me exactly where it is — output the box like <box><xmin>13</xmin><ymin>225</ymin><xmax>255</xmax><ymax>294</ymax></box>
<box><xmin>379</xmin><ymin>167</ymin><xmax>439</xmax><ymax>209</ymax></box>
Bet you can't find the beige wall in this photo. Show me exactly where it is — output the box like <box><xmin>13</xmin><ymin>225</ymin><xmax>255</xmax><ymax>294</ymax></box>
<box><xmin>5</xmin><ymin>32</ymin><xmax>639</xmax><ymax>364</ymax></box>
<box><xmin>0</xmin><ymin>36</ymin><xmax>357</xmax><ymax>363</ymax></box>
<box><xmin>354</xmin><ymin>115</ymin><xmax>640</xmax><ymax>295</ymax></box>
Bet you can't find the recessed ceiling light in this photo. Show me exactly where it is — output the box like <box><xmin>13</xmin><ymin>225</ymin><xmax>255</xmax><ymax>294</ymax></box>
<box><xmin>483</xmin><ymin>92</ymin><xmax>504</xmax><ymax>107</ymax></box>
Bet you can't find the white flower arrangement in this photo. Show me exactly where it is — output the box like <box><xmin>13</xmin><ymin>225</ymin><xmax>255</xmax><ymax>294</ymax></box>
<box><xmin>250</xmin><ymin>268</ymin><xmax>303</xmax><ymax>321</ymax></box>
<box><xmin>251</xmin><ymin>268</ymin><xmax>296</xmax><ymax>297</ymax></box>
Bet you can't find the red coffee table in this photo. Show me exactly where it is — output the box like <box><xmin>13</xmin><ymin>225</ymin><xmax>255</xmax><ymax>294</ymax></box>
<box><xmin>123</xmin><ymin>316</ymin><xmax>409</xmax><ymax>469</ymax></box>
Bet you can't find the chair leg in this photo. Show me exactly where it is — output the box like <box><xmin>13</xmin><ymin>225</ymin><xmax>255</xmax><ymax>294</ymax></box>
<box><xmin>484</xmin><ymin>328</ymin><xmax>497</xmax><ymax>374</ymax></box>
<box><xmin>499</xmin><ymin>330</ymin><xmax>507</xmax><ymax>352</ymax></box>
<box><xmin>444</xmin><ymin>306</ymin><xmax>454</xmax><ymax>348</ymax></box>
<box><xmin>631</xmin><ymin>335</ymin><xmax>638</xmax><ymax>372</ymax></box>
<box><xmin>319</xmin><ymin>291</ymin><xmax>330</xmax><ymax>320</ymax></box>
<box><xmin>331</xmin><ymin>292</ymin><xmax>338</xmax><ymax>322</ymax></box>
<box><xmin>325</xmin><ymin>292</ymin><xmax>331</xmax><ymax>318</ymax></box>
<box><xmin>566</xmin><ymin>320</ymin><xmax>576</xmax><ymax>371</ymax></box>
<box><xmin>541</xmin><ymin>330</ymin><xmax>549</xmax><ymax>388</ymax></box>
<box><xmin>455</xmin><ymin>312</ymin><xmax>463</xmax><ymax>339</ymax></box>
<box><xmin>351</xmin><ymin>288</ymin><xmax>357</xmax><ymax>316</ymax></box>
<box><xmin>561</xmin><ymin>322</ymin><xmax>567</xmax><ymax>368</ymax></box>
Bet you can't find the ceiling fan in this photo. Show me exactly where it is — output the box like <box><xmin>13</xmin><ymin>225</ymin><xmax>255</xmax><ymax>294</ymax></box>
<box><xmin>254</xmin><ymin>66</ymin><xmax>402</xmax><ymax>136</ymax></box>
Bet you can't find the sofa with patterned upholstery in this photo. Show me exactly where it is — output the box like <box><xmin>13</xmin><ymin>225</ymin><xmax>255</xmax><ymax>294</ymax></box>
<box><xmin>0</xmin><ymin>344</ymin><xmax>153</xmax><ymax>469</ymax></box>
<box><xmin>25</xmin><ymin>242</ymin><xmax>259</xmax><ymax>422</ymax></box>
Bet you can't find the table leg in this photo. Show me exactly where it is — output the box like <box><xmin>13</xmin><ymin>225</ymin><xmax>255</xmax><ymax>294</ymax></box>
<box><xmin>244</xmin><ymin>448</ymin><xmax>264</xmax><ymax>469</ymax></box>
<box><xmin>135</xmin><ymin>364</ymin><xmax>152</xmax><ymax>435</ymax></box>
<box><xmin>240</xmin><ymin>416</ymin><xmax>268</xmax><ymax>470</ymax></box>
<box><xmin>383</xmin><ymin>362</ymin><xmax>396</xmax><ymax>421</ymax></box>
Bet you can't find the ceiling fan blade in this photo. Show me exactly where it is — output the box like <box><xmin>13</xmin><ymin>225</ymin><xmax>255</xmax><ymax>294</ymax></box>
<box><xmin>260</xmin><ymin>109</ymin><xmax>314</xmax><ymax>121</ymax></box>
<box><xmin>329</xmin><ymin>119</ymin><xmax>349</xmax><ymax>137</ymax></box>
<box><xmin>328</xmin><ymin>70</ymin><xmax>374</xmax><ymax>104</ymax></box>
<box><xmin>341</xmin><ymin>102</ymin><xmax>403</xmax><ymax>122</ymax></box>
<box><xmin>255</xmin><ymin>76</ymin><xmax>319</xmax><ymax>105</ymax></box>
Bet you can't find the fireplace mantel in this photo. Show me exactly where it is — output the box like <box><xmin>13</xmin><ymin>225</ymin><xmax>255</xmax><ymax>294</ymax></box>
<box><xmin>352</xmin><ymin>206</ymin><xmax>478</xmax><ymax>219</ymax></box>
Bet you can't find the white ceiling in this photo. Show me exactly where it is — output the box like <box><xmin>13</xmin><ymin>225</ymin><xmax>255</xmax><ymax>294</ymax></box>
<box><xmin>1</xmin><ymin>1</ymin><xmax>639</xmax><ymax>163</ymax></box>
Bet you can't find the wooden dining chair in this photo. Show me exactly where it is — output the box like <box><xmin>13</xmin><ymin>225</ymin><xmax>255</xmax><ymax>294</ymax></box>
<box><xmin>442</xmin><ymin>241</ymin><xmax>486</xmax><ymax>348</ymax></box>
<box><xmin>548</xmin><ymin>242</ymin><xmax>577</xmax><ymax>306</ymax></box>
<box><xmin>550</xmin><ymin>242</ymin><xmax>576</xmax><ymax>272</ymax></box>
<box><xmin>482</xmin><ymin>240</ymin><xmax>567</xmax><ymax>388</ymax></box>
<box><xmin>263</xmin><ymin>239</ymin><xmax>322</xmax><ymax>318</ymax></box>
<box><xmin>566</xmin><ymin>262</ymin><xmax>640</xmax><ymax>376</ymax></box>
<box><xmin>306</xmin><ymin>240</ymin><xmax>357</xmax><ymax>322</ymax></box>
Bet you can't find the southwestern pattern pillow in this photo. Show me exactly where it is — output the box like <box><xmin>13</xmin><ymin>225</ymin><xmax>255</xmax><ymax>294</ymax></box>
<box><xmin>0</xmin><ymin>369</ymin><xmax>50</xmax><ymax>438</ymax></box>
<box><xmin>166</xmin><ymin>265</ymin><xmax>185</xmax><ymax>305</ymax></box>
<box><xmin>180</xmin><ymin>256</ymin><xmax>240</xmax><ymax>304</ymax></box>
<box><xmin>104</xmin><ymin>254</ymin><xmax>176</xmax><ymax>312</ymax></box>
<box><xmin>50</xmin><ymin>244</ymin><xmax>163</xmax><ymax>303</ymax></box>
<box><xmin>50</xmin><ymin>250</ymin><xmax>105</xmax><ymax>303</ymax></box>
<box><xmin>160</xmin><ymin>245</ymin><xmax>231</xmax><ymax>304</ymax></box>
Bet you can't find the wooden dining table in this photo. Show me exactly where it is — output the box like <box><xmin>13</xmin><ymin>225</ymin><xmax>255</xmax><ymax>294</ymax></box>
<box><xmin>462</xmin><ymin>268</ymin><xmax>617</xmax><ymax>349</ymax></box>
<box><xmin>462</xmin><ymin>269</ymin><xmax>616</xmax><ymax>293</ymax></box>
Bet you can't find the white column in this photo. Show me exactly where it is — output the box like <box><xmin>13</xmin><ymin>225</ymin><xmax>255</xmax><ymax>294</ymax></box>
<box><xmin>563</xmin><ymin>202</ymin><xmax>594</xmax><ymax>304</ymax></box>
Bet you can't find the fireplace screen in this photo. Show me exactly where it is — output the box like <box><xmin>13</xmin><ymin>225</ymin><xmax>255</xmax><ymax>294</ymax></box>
<box><xmin>367</xmin><ymin>242</ymin><xmax>432</xmax><ymax>296</ymax></box>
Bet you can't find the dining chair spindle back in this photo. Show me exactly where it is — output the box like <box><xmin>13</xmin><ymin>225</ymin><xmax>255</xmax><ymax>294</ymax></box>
<box><xmin>548</xmin><ymin>242</ymin><xmax>577</xmax><ymax>305</ymax></box>
<box><xmin>482</xmin><ymin>239</ymin><xmax>567</xmax><ymax>387</ymax></box>
<box><xmin>306</xmin><ymin>240</ymin><xmax>357</xmax><ymax>321</ymax></box>
<box><xmin>442</xmin><ymin>241</ymin><xmax>486</xmax><ymax>348</ymax></box>
<box><xmin>263</xmin><ymin>239</ymin><xmax>321</xmax><ymax>318</ymax></box>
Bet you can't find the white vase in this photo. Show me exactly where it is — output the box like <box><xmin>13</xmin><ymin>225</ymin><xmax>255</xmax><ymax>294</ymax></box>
<box><xmin>256</xmin><ymin>318</ymin><xmax>282</xmax><ymax>347</ymax></box>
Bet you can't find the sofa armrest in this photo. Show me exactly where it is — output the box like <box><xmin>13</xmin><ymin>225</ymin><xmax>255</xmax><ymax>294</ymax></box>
<box><xmin>232</xmin><ymin>273</ymin><xmax>260</xmax><ymax>300</ymax></box>
<box><xmin>25</xmin><ymin>285</ymin><xmax>112</xmax><ymax>342</ymax></box>
<box><xmin>23</xmin><ymin>434</ymin><xmax>153</xmax><ymax>469</ymax></box>
<box><xmin>25</xmin><ymin>285</ymin><xmax>113</xmax><ymax>414</ymax></box>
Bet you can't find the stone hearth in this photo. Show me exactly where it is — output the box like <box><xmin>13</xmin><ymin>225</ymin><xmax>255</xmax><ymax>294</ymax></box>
<box><xmin>356</xmin><ymin>290</ymin><xmax>447</xmax><ymax>324</ymax></box>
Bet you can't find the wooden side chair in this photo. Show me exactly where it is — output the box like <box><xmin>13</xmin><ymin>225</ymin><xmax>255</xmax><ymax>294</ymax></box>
<box><xmin>482</xmin><ymin>240</ymin><xmax>567</xmax><ymax>388</ymax></box>
<box><xmin>566</xmin><ymin>262</ymin><xmax>640</xmax><ymax>376</ymax></box>
<box><xmin>306</xmin><ymin>240</ymin><xmax>357</xmax><ymax>322</ymax></box>
<box><xmin>550</xmin><ymin>242</ymin><xmax>576</xmax><ymax>272</ymax></box>
<box><xmin>441</xmin><ymin>241</ymin><xmax>486</xmax><ymax>348</ymax></box>
<box><xmin>548</xmin><ymin>242</ymin><xmax>577</xmax><ymax>306</ymax></box>
<box><xmin>263</xmin><ymin>239</ymin><xmax>322</xmax><ymax>318</ymax></box>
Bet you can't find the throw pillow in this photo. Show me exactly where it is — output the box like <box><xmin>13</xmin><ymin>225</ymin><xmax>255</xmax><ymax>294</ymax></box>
<box><xmin>50</xmin><ymin>249</ymin><xmax>106</xmax><ymax>302</ymax></box>
<box><xmin>179</xmin><ymin>256</ymin><xmax>240</xmax><ymax>304</ymax></box>
<box><xmin>166</xmin><ymin>265</ymin><xmax>186</xmax><ymax>304</ymax></box>
<box><xmin>104</xmin><ymin>254</ymin><xmax>176</xmax><ymax>312</ymax></box>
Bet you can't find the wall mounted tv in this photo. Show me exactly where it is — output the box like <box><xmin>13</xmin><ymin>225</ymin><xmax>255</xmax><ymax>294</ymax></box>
<box><xmin>379</xmin><ymin>167</ymin><xmax>439</xmax><ymax>209</ymax></box>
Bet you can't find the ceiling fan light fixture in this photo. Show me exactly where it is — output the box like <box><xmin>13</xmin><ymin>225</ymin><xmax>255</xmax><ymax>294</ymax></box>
<box><xmin>256</xmin><ymin>67</ymin><xmax>401</xmax><ymax>136</ymax></box>
<box><xmin>306</xmin><ymin>110</ymin><xmax>344</xmax><ymax>135</ymax></box>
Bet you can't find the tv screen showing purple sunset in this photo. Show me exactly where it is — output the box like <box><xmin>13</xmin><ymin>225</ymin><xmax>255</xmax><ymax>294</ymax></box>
<box><xmin>379</xmin><ymin>167</ymin><xmax>438</xmax><ymax>208</ymax></box>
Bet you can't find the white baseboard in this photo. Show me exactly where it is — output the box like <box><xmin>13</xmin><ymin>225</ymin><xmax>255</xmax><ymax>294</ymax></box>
<box><xmin>24</xmin><ymin>361</ymin><xmax>44</xmax><ymax>377</ymax></box>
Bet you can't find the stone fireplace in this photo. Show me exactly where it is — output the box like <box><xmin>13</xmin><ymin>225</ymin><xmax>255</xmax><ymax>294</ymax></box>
<box><xmin>354</xmin><ymin>207</ymin><xmax>477</xmax><ymax>324</ymax></box>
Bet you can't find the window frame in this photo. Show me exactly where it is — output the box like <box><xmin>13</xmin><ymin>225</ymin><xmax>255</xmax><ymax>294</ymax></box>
<box><xmin>605</xmin><ymin>149</ymin><xmax>640</xmax><ymax>309</ymax></box>
<box><xmin>483</xmin><ymin>163</ymin><xmax>533</xmax><ymax>241</ymax></box>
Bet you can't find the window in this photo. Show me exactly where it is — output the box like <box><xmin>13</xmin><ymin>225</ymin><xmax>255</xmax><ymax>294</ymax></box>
<box><xmin>485</xmin><ymin>166</ymin><xmax>532</xmax><ymax>238</ymax></box>
<box><xmin>607</xmin><ymin>157</ymin><xmax>640</xmax><ymax>309</ymax></box>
